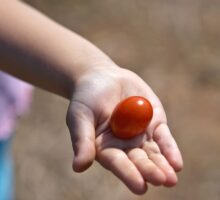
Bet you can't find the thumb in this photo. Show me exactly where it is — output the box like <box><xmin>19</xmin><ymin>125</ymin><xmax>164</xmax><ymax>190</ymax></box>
<box><xmin>66</xmin><ymin>101</ymin><xmax>96</xmax><ymax>172</ymax></box>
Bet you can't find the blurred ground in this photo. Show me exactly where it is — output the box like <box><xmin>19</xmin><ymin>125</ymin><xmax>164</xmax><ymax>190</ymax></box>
<box><xmin>14</xmin><ymin>0</ymin><xmax>220</xmax><ymax>199</ymax></box>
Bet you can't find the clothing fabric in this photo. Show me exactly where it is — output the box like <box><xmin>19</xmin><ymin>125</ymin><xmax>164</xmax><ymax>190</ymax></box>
<box><xmin>0</xmin><ymin>71</ymin><xmax>33</xmax><ymax>140</ymax></box>
<box><xmin>0</xmin><ymin>72</ymin><xmax>33</xmax><ymax>200</ymax></box>
<box><xmin>0</xmin><ymin>137</ymin><xmax>14</xmax><ymax>200</ymax></box>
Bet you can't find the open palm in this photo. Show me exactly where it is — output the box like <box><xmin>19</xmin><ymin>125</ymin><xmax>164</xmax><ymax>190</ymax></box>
<box><xmin>66</xmin><ymin>66</ymin><xmax>183</xmax><ymax>194</ymax></box>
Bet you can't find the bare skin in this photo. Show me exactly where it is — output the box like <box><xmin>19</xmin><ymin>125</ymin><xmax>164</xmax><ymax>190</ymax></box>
<box><xmin>67</xmin><ymin>67</ymin><xmax>183</xmax><ymax>194</ymax></box>
<box><xmin>0</xmin><ymin>0</ymin><xmax>183</xmax><ymax>194</ymax></box>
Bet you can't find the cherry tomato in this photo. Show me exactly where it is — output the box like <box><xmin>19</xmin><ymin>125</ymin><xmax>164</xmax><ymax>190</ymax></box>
<box><xmin>110</xmin><ymin>96</ymin><xmax>153</xmax><ymax>139</ymax></box>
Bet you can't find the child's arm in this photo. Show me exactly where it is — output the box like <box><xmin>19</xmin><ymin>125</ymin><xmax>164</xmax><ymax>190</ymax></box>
<box><xmin>0</xmin><ymin>0</ymin><xmax>114</xmax><ymax>98</ymax></box>
<box><xmin>0</xmin><ymin>0</ymin><xmax>183</xmax><ymax>194</ymax></box>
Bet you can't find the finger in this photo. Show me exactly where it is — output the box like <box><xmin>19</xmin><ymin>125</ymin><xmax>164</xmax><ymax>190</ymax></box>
<box><xmin>146</xmin><ymin>107</ymin><xmax>167</xmax><ymax>139</ymax></box>
<box><xmin>126</xmin><ymin>148</ymin><xmax>166</xmax><ymax>186</ymax></box>
<box><xmin>96</xmin><ymin>131</ymin><xmax>146</xmax><ymax>152</ymax></box>
<box><xmin>142</xmin><ymin>141</ymin><xmax>178</xmax><ymax>187</ymax></box>
<box><xmin>153</xmin><ymin>123</ymin><xmax>183</xmax><ymax>172</ymax></box>
<box><xmin>144</xmin><ymin>88</ymin><xmax>183</xmax><ymax>171</ymax></box>
<box><xmin>97</xmin><ymin>148</ymin><xmax>147</xmax><ymax>195</ymax></box>
<box><xmin>67</xmin><ymin>101</ymin><xmax>96</xmax><ymax>172</ymax></box>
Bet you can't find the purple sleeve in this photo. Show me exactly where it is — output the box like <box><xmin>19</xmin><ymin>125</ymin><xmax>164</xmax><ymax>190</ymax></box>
<box><xmin>0</xmin><ymin>71</ymin><xmax>33</xmax><ymax>140</ymax></box>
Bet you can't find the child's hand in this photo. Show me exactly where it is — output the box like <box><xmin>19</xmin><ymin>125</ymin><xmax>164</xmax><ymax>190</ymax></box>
<box><xmin>0</xmin><ymin>1</ymin><xmax>182</xmax><ymax>194</ymax></box>
<box><xmin>66</xmin><ymin>66</ymin><xmax>183</xmax><ymax>194</ymax></box>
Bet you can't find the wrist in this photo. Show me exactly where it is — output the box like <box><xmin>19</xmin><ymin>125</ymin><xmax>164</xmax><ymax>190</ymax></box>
<box><xmin>70</xmin><ymin>55</ymin><xmax>119</xmax><ymax>82</ymax></box>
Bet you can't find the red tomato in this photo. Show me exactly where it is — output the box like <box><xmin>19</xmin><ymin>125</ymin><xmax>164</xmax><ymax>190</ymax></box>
<box><xmin>110</xmin><ymin>96</ymin><xmax>153</xmax><ymax>139</ymax></box>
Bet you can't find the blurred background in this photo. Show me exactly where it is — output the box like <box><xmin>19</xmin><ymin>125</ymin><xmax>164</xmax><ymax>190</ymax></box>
<box><xmin>14</xmin><ymin>0</ymin><xmax>220</xmax><ymax>199</ymax></box>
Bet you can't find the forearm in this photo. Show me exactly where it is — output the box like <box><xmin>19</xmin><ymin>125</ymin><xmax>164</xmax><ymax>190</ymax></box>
<box><xmin>0</xmin><ymin>0</ymin><xmax>115</xmax><ymax>99</ymax></box>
